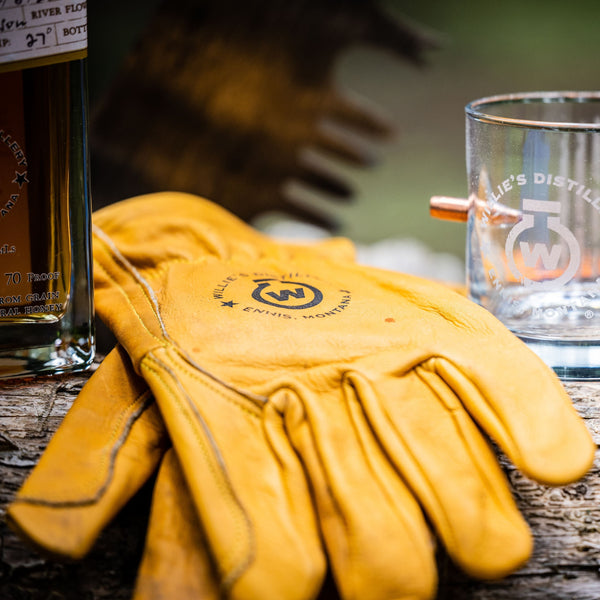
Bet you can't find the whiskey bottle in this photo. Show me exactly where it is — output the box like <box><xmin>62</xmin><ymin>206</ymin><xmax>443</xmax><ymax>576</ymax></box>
<box><xmin>0</xmin><ymin>1</ymin><xmax>94</xmax><ymax>378</ymax></box>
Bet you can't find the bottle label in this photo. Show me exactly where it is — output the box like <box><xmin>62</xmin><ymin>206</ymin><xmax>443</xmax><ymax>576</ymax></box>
<box><xmin>0</xmin><ymin>69</ymin><xmax>34</xmax><ymax>320</ymax></box>
<box><xmin>0</xmin><ymin>0</ymin><xmax>87</xmax><ymax>72</ymax></box>
<box><xmin>0</xmin><ymin>66</ymin><xmax>71</xmax><ymax>322</ymax></box>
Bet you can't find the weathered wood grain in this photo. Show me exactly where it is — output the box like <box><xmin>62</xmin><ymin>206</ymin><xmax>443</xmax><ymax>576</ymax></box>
<box><xmin>439</xmin><ymin>383</ymin><xmax>600</xmax><ymax>599</ymax></box>
<box><xmin>1</xmin><ymin>365</ymin><xmax>599</xmax><ymax>599</ymax></box>
<box><xmin>0</xmin><ymin>359</ymin><xmax>149</xmax><ymax>600</ymax></box>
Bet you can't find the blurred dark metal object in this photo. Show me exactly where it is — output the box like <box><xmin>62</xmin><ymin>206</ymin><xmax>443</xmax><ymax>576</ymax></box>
<box><xmin>90</xmin><ymin>0</ymin><xmax>435</xmax><ymax>229</ymax></box>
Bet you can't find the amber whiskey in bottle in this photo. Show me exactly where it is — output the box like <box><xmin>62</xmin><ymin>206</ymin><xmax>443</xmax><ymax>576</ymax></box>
<box><xmin>0</xmin><ymin>1</ymin><xmax>94</xmax><ymax>378</ymax></box>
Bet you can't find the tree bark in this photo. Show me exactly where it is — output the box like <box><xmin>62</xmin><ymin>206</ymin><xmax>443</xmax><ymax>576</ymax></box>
<box><xmin>1</xmin><ymin>360</ymin><xmax>599</xmax><ymax>599</ymax></box>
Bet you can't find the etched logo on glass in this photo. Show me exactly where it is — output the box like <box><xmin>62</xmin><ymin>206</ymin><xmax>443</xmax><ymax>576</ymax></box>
<box><xmin>505</xmin><ymin>199</ymin><xmax>581</xmax><ymax>290</ymax></box>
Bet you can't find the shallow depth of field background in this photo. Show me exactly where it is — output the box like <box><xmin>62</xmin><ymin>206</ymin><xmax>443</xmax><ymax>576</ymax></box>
<box><xmin>87</xmin><ymin>0</ymin><xmax>600</xmax><ymax>268</ymax></box>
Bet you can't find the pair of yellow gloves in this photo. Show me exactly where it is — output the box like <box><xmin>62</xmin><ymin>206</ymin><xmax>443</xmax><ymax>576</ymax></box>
<box><xmin>7</xmin><ymin>193</ymin><xmax>595</xmax><ymax>600</ymax></box>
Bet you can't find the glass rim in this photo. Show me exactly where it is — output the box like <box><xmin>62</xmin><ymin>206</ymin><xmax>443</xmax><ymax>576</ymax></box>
<box><xmin>465</xmin><ymin>91</ymin><xmax>600</xmax><ymax>130</ymax></box>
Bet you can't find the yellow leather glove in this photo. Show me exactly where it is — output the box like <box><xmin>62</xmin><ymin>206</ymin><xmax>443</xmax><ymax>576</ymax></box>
<box><xmin>8</xmin><ymin>194</ymin><xmax>356</xmax><ymax>597</ymax></box>
<box><xmin>133</xmin><ymin>448</ymin><xmax>221</xmax><ymax>600</ymax></box>
<box><xmin>7</xmin><ymin>345</ymin><xmax>168</xmax><ymax>559</ymax></box>
<box><xmin>83</xmin><ymin>192</ymin><xmax>592</xmax><ymax>600</ymax></box>
<box><xmin>7</xmin><ymin>344</ymin><xmax>224</xmax><ymax>599</ymax></box>
<box><xmin>12</xmin><ymin>195</ymin><xmax>592</xmax><ymax>599</ymax></box>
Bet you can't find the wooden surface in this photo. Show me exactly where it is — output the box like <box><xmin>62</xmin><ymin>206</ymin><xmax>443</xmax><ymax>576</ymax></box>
<box><xmin>439</xmin><ymin>382</ymin><xmax>600</xmax><ymax>600</ymax></box>
<box><xmin>1</xmin><ymin>359</ymin><xmax>599</xmax><ymax>599</ymax></box>
<box><xmin>0</xmin><ymin>359</ymin><xmax>149</xmax><ymax>600</ymax></box>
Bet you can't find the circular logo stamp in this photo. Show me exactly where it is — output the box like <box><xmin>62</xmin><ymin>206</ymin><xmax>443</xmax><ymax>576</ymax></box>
<box><xmin>212</xmin><ymin>271</ymin><xmax>351</xmax><ymax>320</ymax></box>
<box><xmin>251</xmin><ymin>278</ymin><xmax>323</xmax><ymax>309</ymax></box>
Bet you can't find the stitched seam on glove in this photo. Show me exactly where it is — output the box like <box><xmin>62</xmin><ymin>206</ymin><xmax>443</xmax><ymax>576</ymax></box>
<box><xmin>432</xmin><ymin>358</ymin><xmax>520</xmax><ymax>463</ymax></box>
<box><xmin>415</xmin><ymin>362</ymin><xmax>530</xmax><ymax>565</ymax></box>
<box><xmin>343</xmin><ymin>370</ymin><xmax>426</xmax><ymax>525</ymax></box>
<box><xmin>95</xmin><ymin>224</ymin><xmax>269</xmax><ymax>406</ymax></box>
<box><xmin>412</xmin><ymin>364</ymin><xmax>470</xmax><ymax>548</ymax></box>
<box><xmin>166</xmin><ymin>348</ymin><xmax>265</xmax><ymax>416</ymax></box>
<box><xmin>347</xmin><ymin>366</ymin><xmax>452</xmax><ymax>548</ymax></box>
<box><xmin>142</xmin><ymin>353</ymin><xmax>256</xmax><ymax>592</ymax></box>
<box><xmin>14</xmin><ymin>390</ymin><xmax>155</xmax><ymax>507</ymax></box>
<box><xmin>93</xmin><ymin>232</ymin><xmax>168</xmax><ymax>342</ymax></box>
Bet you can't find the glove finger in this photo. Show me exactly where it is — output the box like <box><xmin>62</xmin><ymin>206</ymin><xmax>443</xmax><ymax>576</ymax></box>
<box><xmin>140</xmin><ymin>347</ymin><xmax>326</xmax><ymax>600</ymax></box>
<box><xmin>439</xmin><ymin>338</ymin><xmax>595</xmax><ymax>486</ymax></box>
<box><xmin>282</xmin><ymin>383</ymin><xmax>438</xmax><ymax>600</ymax></box>
<box><xmin>353</xmin><ymin>364</ymin><xmax>532</xmax><ymax>580</ymax></box>
<box><xmin>388</xmin><ymin>272</ymin><xmax>595</xmax><ymax>485</ymax></box>
<box><xmin>133</xmin><ymin>448</ymin><xmax>220</xmax><ymax>600</ymax></box>
<box><xmin>7</xmin><ymin>346</ymin><xmax>168</xmax><ymax>559</ymax></box>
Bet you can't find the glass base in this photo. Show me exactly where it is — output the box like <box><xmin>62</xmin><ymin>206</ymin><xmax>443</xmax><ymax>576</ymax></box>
<box><xmin>0</xmin><ymin>320</ymin><xmax>94</xmax><ymax>380</ymax></box>
<box><xmin>0</xmin><ymin>344</ymin><xmax>94</xmax><ymax>380</ymax></box>
<box><xmin>518</xmin><ymin>336</ymin><xmax>600</xmax><ymax>381</ymax></box>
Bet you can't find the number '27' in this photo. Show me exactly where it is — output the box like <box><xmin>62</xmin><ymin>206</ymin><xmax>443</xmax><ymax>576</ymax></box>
<box><xmin>26</xmin><ymin>31</ymin><xmax>46</xmax><ymax>47</ymax></box>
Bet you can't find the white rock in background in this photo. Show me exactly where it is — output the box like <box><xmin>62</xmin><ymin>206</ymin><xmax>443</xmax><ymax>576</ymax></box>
<box><xmin>355</xmin><ymin>237</ymin><xmax>464</xmax><ymax>283</ymax></box>
<box><xmin>259</xmin><ymin>219</ymin><xmax>465</xmax><ymax>284</ymax></box>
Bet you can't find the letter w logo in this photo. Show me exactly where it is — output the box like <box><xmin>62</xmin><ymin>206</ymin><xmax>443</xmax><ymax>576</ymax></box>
<box><xmin>267</xmin><ymin>288</ymin><xmax>306</xmax><ymax>302</ymax></box>
<box><xmin>519</xmin><ymin>241</ymin><xmax>562</xmax><ymax>270</ymax></box>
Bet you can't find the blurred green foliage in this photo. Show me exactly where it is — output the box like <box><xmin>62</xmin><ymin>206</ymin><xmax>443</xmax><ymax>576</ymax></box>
<box><xmin>333</xmin><ymin>0</ymin><xmax>600</xmax><ymax>258</ymax></box>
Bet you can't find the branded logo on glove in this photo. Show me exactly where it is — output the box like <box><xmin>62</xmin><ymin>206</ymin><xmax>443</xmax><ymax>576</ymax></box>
<box><xmin>251</xmin><ymin>278</ymin><xmax>323</xmax><ymax>309</ymax></box>
<box><xmin>212</xmin><ymin>270</ymin><xmax>352</xmax><ymax>320</ymax></box>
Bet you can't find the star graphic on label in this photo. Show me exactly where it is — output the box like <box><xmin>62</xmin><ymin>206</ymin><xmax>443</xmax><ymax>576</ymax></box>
<box><xmin>221</xmin><ymin>300</ymin><xmax>238</xmax><ymax>307</ymax></box>
<box><xmin>13</xmin><ymin>171</ymin><xmax>29</xmax><ymax>188</ymax></box>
